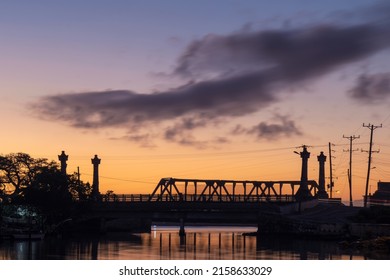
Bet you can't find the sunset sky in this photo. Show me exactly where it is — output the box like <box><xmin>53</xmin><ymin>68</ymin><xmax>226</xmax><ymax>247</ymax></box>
<box><xmin>2</xmin><ymin>0</ymin><xmax>390</xmax><ymax>203</ymax></box>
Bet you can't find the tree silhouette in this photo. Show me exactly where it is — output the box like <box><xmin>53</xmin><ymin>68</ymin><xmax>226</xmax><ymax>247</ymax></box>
<box><xmin>0</xmin><ymin>153</ymin><xmax>91</xmax><ymax>221</ymax></box>
<box><xmin>0</xmin><ymin>153</ymin><xmax>50</xmax><ymax>200</ymax></box>
<box><xmin>24</xmin><ymin>165</ymin><xmax>72</xmax><ymax>219</ymax></box>
<box><xmin>67</xmin><ymin>172</ymin><xmax>92</xmax><ymax>201</ymax></box>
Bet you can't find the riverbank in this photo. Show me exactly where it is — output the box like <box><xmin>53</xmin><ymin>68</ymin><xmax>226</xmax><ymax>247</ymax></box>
<box><xmin>256</xmin><ymin>200</ymin><xmax>390</xmax><ymax>240</ymax></box>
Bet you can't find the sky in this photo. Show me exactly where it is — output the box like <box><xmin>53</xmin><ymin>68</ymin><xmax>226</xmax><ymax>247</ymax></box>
<box><xmin>2</xmin><ymin>0</ymin><xmax>390</xmax><ymax>203</ymax></box>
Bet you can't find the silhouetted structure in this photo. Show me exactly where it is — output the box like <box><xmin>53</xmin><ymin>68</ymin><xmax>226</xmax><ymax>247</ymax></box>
<box><xmin>362</xmin><ymin>123</ymin><xmax>382</xmax><ymax>207</ymax></box>
<box><xmin>343</xmin><ymin>134</ymin><xmax>360</xmax><ymax>207</ymax></box>
<box><xmin>370</xmin><ymin>181</ymin><xmax>390</xmax><ymax>205</ymax></box>
<box><xmin>148</xmin><ymin>177</ymin><xmax>320</xmax><ymax>202</ymax></box>
<box><xmin>91</xmin><ymin>155</ymin><xmax>101</xmax><ymax>200</ymax></box>
<box><xmin>58</xmin><ymin>151</ymin><xmax>68</xmax><ymax>175</ymax></box>
<box><xmin>295</xmin><ymin>145</ymin><xmax>312</xmax><ymax>200</ymax></box>
<box><xmin>316</xmin><ymin>152</ymin><xmax>328</xmax><ymax>199</ymax></box>
<box><xmin>328</xmin><ymin>143</ymin><xmax>335</xmax><ymax>199</ymax></box>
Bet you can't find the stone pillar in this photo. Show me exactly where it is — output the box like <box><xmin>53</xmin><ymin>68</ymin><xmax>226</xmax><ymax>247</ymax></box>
<box><xmin>91</xmin><ymin>155</ymin><xmax>101</xmax><ymax>200</ymax></box>
<box><xmin>295</xmin><ymin>145</ymin><xmax>311</xmax><ymax>201</ymax></box>
<box><xmin>58</xmin><ymin>151</ymin><xmax>68</xmax><ymax>175</ymax></box>
<box><xmin>317</xmin><ymin>151</ymin><xmax>329</xmax><ymax>199</ymax></box>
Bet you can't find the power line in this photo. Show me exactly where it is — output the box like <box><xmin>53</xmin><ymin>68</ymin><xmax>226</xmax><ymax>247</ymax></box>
<box><xmin>380</xmin><ymin>111</ymin><xmax>390</xmax><ymax>125</ymax></box>
<box><xmin>38</xmin><ymin>143</ymin><xmax>370</xmax><ymax>161</ymax></box>
<box><xmin>81</xmin><ymin>172</ymin><xmax>155</xmax><ymax>185</ymax></box>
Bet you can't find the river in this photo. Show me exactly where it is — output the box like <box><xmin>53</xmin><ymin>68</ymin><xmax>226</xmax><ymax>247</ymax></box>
<box><xmin>0</xmin><ymin>226</ymin><xmax>372</xmax><ymax>260</ymax></box>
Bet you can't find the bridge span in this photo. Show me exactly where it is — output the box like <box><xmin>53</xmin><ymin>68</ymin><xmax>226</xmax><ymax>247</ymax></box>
<box><xmin>69</xmin><ymin>146</ymin><xmax>332</xmax><ymax>233</ymax></box>
<box><xmin>101</xmin><ymin>177</ymin><xmax>320</xmax><ymax>203</ymax></box>
<box><xmin>75</xmin><ymin>176</ymin><xmax>329</xmax><ymax>234</ymax></box>
<box><xmin>148</xmin><ymin>177</ymin><xmax>320</xmax><ymax>202</ymax></box>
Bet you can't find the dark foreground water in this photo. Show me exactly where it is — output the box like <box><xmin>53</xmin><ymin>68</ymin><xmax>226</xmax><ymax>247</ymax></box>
<box><xmin>0</xmin><ymin>226</ymin><xmax>378</xmax><ymax>260</ymax></box>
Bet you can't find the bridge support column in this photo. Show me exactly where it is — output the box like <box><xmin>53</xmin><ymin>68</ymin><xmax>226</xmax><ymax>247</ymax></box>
<box><xmin>179</xmin><ymin>218</ymin><xmax>186</xmax><ymax>236</ymax></box>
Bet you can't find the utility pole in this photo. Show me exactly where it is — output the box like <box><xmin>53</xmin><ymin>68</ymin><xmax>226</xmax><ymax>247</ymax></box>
<box><xmin>343</xmin><ymin>135</ymin><xmax>360</xmax><ymax>207</ymax></box>
<box><xmin>362</xmin><ymin>123</ymin><xmax>382</xmax><ymax>207</ymax></box>
<box><xmin>328</xmin><ymin>142</ymin><xmax>335</xmax><ymax>199</ymax></box>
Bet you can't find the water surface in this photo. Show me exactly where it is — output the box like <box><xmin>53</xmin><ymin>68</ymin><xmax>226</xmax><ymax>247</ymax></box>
<box><xmin>0</xmin><ymin>226</ymin><xmax>370</xmax><ymax>260</ymax></box>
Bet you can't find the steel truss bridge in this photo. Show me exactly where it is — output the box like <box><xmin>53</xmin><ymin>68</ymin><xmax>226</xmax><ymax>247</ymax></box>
<box><xmin>148</xmin><ymin>177</ymin><xmax>319</xmax><ymax>202</ymax></box>
<box><xmin>81</xmin><ymin>177</ymin><xmax>327</xmax><ymax>233</ymax></box>
<box><xmin>101</xmin><ymin>177</ymin><xmax>321</xmax><ymax>203</ymax></box>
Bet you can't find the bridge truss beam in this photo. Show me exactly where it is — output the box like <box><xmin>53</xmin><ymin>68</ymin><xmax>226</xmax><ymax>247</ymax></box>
<box><xmin>148</xmin><ymin>178</ymin><xmax>319</xmax><ymax>202</ymax></box>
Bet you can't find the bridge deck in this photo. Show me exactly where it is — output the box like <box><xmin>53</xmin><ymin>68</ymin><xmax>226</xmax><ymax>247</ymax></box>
<box><xmin>102</xmin><ymin>193</ymin><xmax>296</xmax><ymax>203</ymax></box>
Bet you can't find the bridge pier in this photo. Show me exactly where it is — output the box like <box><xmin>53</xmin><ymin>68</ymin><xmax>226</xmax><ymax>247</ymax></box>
<box><xmin>179</xmin><ymin>218</ymin><xmax>186</xmax><ymax>236</ymax></box>
<box><xmin>180</xmin><ymin>234</ymin><xmax>186</xmax><ymax>246</ymax></box>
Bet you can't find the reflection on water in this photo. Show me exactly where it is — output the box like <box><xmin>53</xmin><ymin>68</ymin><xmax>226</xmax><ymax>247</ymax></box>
<box><xmin>0</xmin><ymin>226</ymin><xmax>367</xmax><ymax>260</ymax></box>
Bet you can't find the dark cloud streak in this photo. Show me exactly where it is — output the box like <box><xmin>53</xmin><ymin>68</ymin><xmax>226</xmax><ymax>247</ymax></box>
<box><xmin>174</xmin><ymin>25</ymin><xmax>383</xmax><ymax>81</ymax></box>
<box><xmin>32</xmin><ymin>6</ymin><xmax>390</xmax><ymax>146</ymax></box>
<box><xmin>233</xmin><ymin>115</ymin><xmax>303</xmax><ymax>140</ymax></box>
<box><xmin>349</xmin><ymin>72</ymin><xmax>390</xmax><ymax>103</ymax></box>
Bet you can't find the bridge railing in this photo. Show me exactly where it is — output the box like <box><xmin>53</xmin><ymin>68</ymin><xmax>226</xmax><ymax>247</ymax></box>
<box><xmin>101</xmin><ymin>194</ymin><xmax>296</xmax><ymax>203</ymax></box>
<box><xmin>102</xmin><ymin>194</ymin><xmax>151</xmax><ymax>202</ymax></box>
<box><xmin>367</xmin><ymin>198</ymin><xmax>390</xmax><ymax>207</ymax></box>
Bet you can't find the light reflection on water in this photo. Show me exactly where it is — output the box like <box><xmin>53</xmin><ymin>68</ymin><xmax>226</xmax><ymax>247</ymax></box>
<box><xmin>0</xmin><ymin>226</ymin><xmax>366</xmax><ymax>260</ymax></box>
